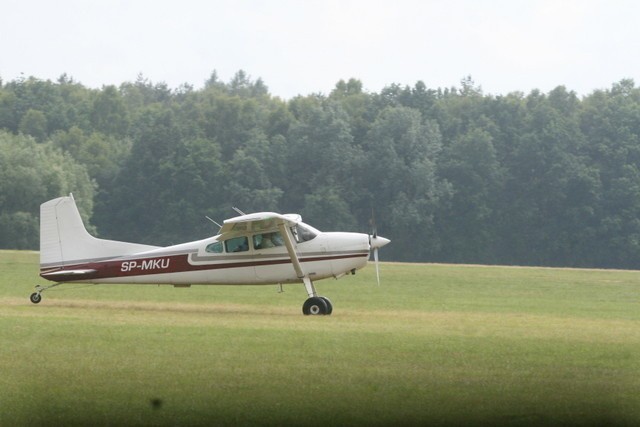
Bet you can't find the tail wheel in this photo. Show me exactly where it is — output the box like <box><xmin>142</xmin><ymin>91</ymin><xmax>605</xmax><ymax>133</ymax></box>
<box><xmin>30</xmin><ymin>293</ymin><xmax>42</xmax><ymax>304</ymax></box>
<box><xmin>302</xmin><ymin>297</ymin><xmax>329</xmax><ymax>315</ymax></box>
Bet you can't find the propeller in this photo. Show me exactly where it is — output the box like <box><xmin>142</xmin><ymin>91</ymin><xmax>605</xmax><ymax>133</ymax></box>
<box><xmin>374</xmin><ymin>240</ymin><xmax>380</xmax><ymax>285</ymax></box>
<box><xmin>368</xmin><ymin>210</ymin><xmax>390</xmax><ymax>286</ymax></box>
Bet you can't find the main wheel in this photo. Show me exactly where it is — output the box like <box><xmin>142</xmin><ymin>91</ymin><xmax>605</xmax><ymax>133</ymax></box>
<box><xmin>320</xmin><ymin>297</ymin><xmax>333</xmax><ymax>315</ymax></box>
<box><xmin>30</xmin><ymin>292</ymin><xmax>42</xmax><ymax>304</ymax></box>
<box><xmin>302</xmin><ymin>297</ymin><xmax>328</xmax><ymax>315</ymax></box>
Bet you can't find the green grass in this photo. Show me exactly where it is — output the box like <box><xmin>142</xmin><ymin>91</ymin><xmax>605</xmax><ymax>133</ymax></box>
<box><xmin>1</xmin><ymin>251</ymin><xmax>639</xmax><ymax>426</ymax></box>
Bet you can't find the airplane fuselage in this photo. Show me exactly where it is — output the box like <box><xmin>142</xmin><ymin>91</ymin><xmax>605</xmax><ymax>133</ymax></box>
<box><xmin>40</xmin><ymin>231</ymin><xmax>370</xmax><ymax>286</ymax></box>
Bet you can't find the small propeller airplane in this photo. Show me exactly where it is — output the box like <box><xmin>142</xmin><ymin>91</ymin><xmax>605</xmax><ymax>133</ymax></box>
<box><xmin>31</xmin><ymin>194</ymin><xmax>390</xmax><ymax>315</ymax></box>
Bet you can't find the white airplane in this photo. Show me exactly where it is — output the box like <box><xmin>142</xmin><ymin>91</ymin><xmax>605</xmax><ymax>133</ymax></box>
<box><xmin>31</xmin><ymin>194</ymin><xmax>390</xmax><ymax>315</ymax></box>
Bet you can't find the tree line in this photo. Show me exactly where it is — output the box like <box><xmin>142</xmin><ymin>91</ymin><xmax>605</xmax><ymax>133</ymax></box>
<box><xmin>1</xmin><ymin>72</ymin><xmax>640</xmax><ymax>269</ymax></box>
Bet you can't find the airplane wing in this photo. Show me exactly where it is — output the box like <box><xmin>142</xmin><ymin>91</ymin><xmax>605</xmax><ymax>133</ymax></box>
<box><xmin>218</xmin><ymin>212</ymin><xmax>300</xmax><ymax>236</ymax></box>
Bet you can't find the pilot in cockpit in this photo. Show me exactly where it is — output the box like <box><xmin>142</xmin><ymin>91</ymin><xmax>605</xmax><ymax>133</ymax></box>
<box><xmin>255</xmin><ymin>232</ymin><xmax>284</xmax><ymax>249</ymax></box>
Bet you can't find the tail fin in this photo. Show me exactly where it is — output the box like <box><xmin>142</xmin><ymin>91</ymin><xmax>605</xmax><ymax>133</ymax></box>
<box><xmin>40</xmin><ymin>194</ymin><xmax>159</xmax><ymax>268</ymax></box>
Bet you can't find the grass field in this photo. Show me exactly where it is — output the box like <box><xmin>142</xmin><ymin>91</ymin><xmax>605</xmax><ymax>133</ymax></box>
<box><xmin>1</xmin><ymin>251</ymin><xmax>639</xmax><ymax>426</ymax></box>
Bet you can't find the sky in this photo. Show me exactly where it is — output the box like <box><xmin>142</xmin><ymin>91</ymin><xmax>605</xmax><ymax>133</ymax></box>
<box><xmin>1</xmin><ymin>0</ymin><xmax>639</xmax><ymax>99</ymax></box>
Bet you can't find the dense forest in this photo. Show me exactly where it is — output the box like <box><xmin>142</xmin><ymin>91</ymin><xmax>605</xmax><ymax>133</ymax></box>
<box><xmin>1</xmin><ymin>72</ymin><xmax>640</xmax><ymax>269</ymax></box>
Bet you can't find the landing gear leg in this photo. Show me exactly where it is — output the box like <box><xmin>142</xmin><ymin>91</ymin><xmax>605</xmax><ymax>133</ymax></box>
<box><xmin>302</xmin><ymin>276</ymin><xmax>317</xmax><ymax>298</ymax></box>
<box><xmin>29</xmin><ymin>282</ymin><xmax>62</xmax><ymax>304</ymax></box>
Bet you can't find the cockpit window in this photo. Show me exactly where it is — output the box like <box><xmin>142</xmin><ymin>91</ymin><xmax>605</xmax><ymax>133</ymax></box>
<box><xmin>205</xmin><ymin>241</ymin><xmax>224</xmax><ymax>253</ymax></box>
<box><xmin>253</xmin><ymin>232</ymin><xmax>284</xmax><ymax>249</ymax></box>
<box><xmin>290</xmin><ymin>224</ymin><xmax>317</xmax><ymax>243</ymax></box>
<box><xmin>225</xmin><ymin>236</ymin><xmax>249</xmax><ymax>252</ymax></box>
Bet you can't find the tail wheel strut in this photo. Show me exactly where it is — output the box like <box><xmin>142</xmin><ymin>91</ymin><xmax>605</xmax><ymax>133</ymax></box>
<box><xmin>29</xmin><ymin>282</ymin><xmax>63</xmax><ymax>304</ymax></box>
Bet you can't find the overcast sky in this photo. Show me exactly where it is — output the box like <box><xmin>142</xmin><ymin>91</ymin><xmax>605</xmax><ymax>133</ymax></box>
<box><xmin>2</xmin><ymin>0</ymin><xmax>639</xmax><ymax>98</ymax></box>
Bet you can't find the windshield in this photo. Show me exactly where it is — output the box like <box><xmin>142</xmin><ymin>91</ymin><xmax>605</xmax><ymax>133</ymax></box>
<box><xmin>290</xmin><ymin>223</ymin><xmax>317</xmax><ymax>243</ymax></box>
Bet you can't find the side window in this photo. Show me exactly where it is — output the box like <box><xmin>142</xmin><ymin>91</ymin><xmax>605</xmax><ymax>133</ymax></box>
<box><xmin>253</xmin><ymin>232</ymin><xmax>284</xmax><ymax>249</ymax></box>
<box><xmin>225</xmin><ymin>236</ymin><xmax>249</xmax><ymax>253</ymax></box>
<box><xmin>205</xmin><ymin>242</ymin><xmax>223</xmax><ymax>253</ymax></box>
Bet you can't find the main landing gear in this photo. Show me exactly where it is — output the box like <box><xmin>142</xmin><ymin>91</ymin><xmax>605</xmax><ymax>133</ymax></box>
<box><xmin>301</xmin><ymin>276</ymin><xmax>333</xmax><ymax>315</ymax></box>
<box><xmin>29</xmin><ymin>282</ymin><xmax>62</xmax><ymax>304</ymax></box>
<box><xmin>302</xmin><ymin>296</ymin><xmax>333</xmax><ymax>315</ymax></box>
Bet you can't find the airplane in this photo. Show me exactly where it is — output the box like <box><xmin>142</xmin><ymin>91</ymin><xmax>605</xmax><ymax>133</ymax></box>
<box><xmin>31</xmin><ymin>194</ymin><xmax>390</xmax><ymax>315</ymax></box>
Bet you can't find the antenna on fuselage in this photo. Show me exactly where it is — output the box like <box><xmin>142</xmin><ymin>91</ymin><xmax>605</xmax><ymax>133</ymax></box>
<box><xmin>232</xmin><ymin>207</ymin><xmax>247</xmax><ymax>216</ymax></box>
<box><xmin>205</xmin><ymin>216</ymin><xmax>222</xmax><ymax>228</ymax></box>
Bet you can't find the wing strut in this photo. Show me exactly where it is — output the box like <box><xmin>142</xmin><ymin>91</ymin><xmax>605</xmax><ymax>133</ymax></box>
<box><xmin>277</xmin><ymin>222</ymin><xmax>317</xmax><ymax>298</ymax></box>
